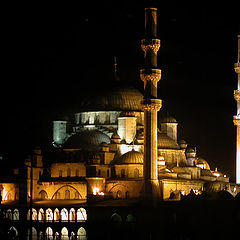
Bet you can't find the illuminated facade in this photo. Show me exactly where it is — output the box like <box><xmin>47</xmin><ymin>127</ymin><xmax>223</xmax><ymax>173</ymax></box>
<box><xmin>0</xmin><ymin>8</ymin><xmax>240</xmax><ymax>240</ymax></box>
<box><xmin>233</xmin><ymin>35</ymin><xmax>240</xmax><ymax>184</ymax></box>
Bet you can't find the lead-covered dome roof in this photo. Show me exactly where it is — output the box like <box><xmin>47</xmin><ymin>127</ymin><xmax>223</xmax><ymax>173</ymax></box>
<box><xmin>64</xmin><ymin>130</ymin><xmax>111</xmax><ymax>149</ymax></box>
<box><xmin>115</xmin><ymin>150</ymin><xmax>143</xmax><ymax>164</ymax></box>
<box><xmin>80</xmin><ymin>84</ymin><xmax>143</xmax><ymax>111</ymax></box>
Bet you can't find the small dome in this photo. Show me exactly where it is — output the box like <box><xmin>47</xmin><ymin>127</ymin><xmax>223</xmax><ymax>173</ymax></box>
<box><xmin>186</xmin><ymin>148</ymin><xmax>196</xmax><ymax>153</ymax></box>
<box><xmin>64</xmin><ymin>130</ymin><xmax>111</xmax><ymax>149</ymax></box>
<box><xmin>115</xmin><ymin>150</ymin><xmax>143</xmax><ymax>164</ymax></box>
<box><xmin>161</xmin><ymin>116</ymin><xmax>177</xmax><ymax>123</ymax></box>
<box><xmin>158</xmin><ymin>132</ymin><xmax>180</xmax><ymax>149</ymax></box>
<box><xmin>111</xmin><ymin>132</ymin><xmax>121</xmax><ymax>139</ymax></box>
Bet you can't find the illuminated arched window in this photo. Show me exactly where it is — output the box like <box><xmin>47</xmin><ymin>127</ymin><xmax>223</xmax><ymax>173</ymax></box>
<box><xmin>61</xmin><ymin>227</ymin><xmax>68</xmax><ymax>240</ymax></box>
<box><xmin>27</xmin><ymin>227</ymin><xmax>37</xmax><ymax>240</ymax></box>
<box><xmin>77</xmin><ymin>208</ymin><xmax>87</xmax><ymax>221</ymax></box>
<box><xmin>27</xmin><ymin>208</ymin><xmax>37</xmax><ymax>221</ymax></box>
<box><xmin>38</xmin><ymin>208</ymin><xmax>44</xmax><ymax>221</ymax></box>
<box><xmin>65</xmin><ymin>190</ymin><xmax>70</xmax><ymax>199</ymax></box>
<box><xmin>69</xmin><ymin>208</ymin><xmax>75</xmax><ymax>222</ymax></box>
<box><xmin>54</xmin><ymin>208</ymin><xmax>60</xmax><ymax>222</ymax></box>
<box><xmin>13</xmin><ymin>209</ymin><xmax>19</xmax><ymax>221</ymax></box>
<box><xmin>6</xmin><ymin>209</ymin><xmax>12</xmax><ymax>220</ymax></box>
<box><xmin>77</xmin><ymin>227</ymin><xmax>87</xmax><ymax>240</ymax></box>
<box><xmin>61</xmin><ymin>208</ymin><xmax>68</xmax><ymax>222</ymax></box>
<box><xmin>46</xmin><ymin>227</ymin><xmax>53</xmax><ymax>240</ymax></box>
<box><xmin>46</xmin><ymin>208</ymin><xmax>53</xmax><ymax>222</ymax></box>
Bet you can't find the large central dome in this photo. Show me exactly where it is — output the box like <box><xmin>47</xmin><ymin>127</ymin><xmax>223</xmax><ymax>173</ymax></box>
<box><xmin>80</xmin><ymin>84</ymin><xmax>143</xmax><ymax>111</ymax></box>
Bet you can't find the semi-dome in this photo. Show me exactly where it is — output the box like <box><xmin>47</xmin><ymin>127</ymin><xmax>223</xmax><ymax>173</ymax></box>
<box><xmin>158</xmin><ymin>132</ymin><xmax>180</xmax><ymax>149</ymax></box>
<box><xmin>64</xmin><ymin>130</ymin><xmax>111</xmax><ymax>149</ymax></box>
<box><xmin>115</xmin><ymin>150</ymin><xmax>143</xmax><ymax>164</ymax></box>
<box><xmin>80</xmin><ymin>85</ymin><xmax>143</xmax><ymax>111</ymax></box>
<box><xmin>195</xmin><ymin>157</ymin><xmax>210</xmax><ymax>170</ymax></box>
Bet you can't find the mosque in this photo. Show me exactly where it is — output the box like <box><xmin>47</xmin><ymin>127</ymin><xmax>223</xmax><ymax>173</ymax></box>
<box><xmin>0</xmin><ymin>7</ymin><xmax>239</xmax><ymax>240</ymax></box>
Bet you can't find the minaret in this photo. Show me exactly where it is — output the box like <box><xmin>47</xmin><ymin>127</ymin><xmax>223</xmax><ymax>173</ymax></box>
<box><xmin>233</xmin><ymin>35</ymin><xmax>240</xmax><ymax>184</ymax></box>
<box><xmin>140</xmin><ymin>8</ymin><xmax>162</xmax><ymax>204</ymax></box>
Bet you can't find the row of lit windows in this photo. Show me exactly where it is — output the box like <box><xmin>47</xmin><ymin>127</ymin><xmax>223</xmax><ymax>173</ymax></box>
<box><xmin>2</xmin><ymin>207</ymin><xmax>87</xmax><ymax>222</ymax></box>
<box><xmin>7</xmin><ymin>226</ymin><xmax>87</xmax><ymax>240</ymax></box>
<box><xmin>27</xmin><ymin>207</ymin><xmax>87</xmax><ymax>222</ymax></box>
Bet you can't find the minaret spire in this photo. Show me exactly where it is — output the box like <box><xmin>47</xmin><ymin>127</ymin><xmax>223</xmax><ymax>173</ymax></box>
<box><xmin>140</xmin><ymin>8</ymin><xmax>162</xmax><ymax>204</ymax></box>
<box><xmin>233</xmin><ymin>35</ymin><xmax>240</xmax><ymax>184</ymax></box>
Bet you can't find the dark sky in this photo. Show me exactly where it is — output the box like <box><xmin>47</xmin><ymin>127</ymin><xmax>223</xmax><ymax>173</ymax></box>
<box><xmin>1</xmin><ymin>1</ymin><xmax>240</xmax><ymax>180</ymax></box>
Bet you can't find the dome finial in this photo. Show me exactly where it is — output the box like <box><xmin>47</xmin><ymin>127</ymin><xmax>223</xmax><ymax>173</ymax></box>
<box><xmin>113</xmin><ymin>56</ymin><xmax>120</xmax><ymax>81</ymax></box>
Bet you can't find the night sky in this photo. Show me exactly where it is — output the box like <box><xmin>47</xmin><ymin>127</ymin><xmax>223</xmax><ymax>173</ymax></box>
<box><xmin>1</xmin><ymin>1</ymin><xmax>240</xmax><ymax>180</ymax></box>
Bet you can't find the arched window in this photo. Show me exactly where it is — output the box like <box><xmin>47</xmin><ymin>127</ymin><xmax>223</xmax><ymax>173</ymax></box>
<box><xmin>117</xmin><ymin>190</ymin><xmax>122</xmax><ymax>199</ymax></box>
<box><xmin>8</xmin><ymin>226</ymin><xmax>18</xmax><ymax>239</ymax></box>
<box><xmin>125</xmin><ymin>191</ymin><xmax>130</xmax><ymax>199</ymax></box>
<box><xmin>65</xmin><ymin>190</ymin><xmax>70</xmax><ymax>199</ymax></box>
<box><xmin>75</xmin><ymin>191</ymin><xmax>80</xmax><ymax>199</ymax></box>
<box><xmin>77</xmin><ymin>227</ymin><xmax>87</xmax><ymax>240</ymax></box>
<box><xmin>39</xmin><ymin>190</ymin><xmax>47</xmax><ymax>199</ymax></box>
<box><xmin>15</xmin><ymin>192</ymin><xmax>19</xmax><ymax>200</ymax></box>
<box><xmin>6</xmin><ymin>209</ymin><xmax>12</xmax><ymax>220</ymax></box>
<box><xmin>61</xmin><ymin>227</ymin><xmax>68</xmax><ymax>240</ymax></box>
<box><xmin>46</xmin><ymin>227</ymin><xmax>53</xmax><ymax>240</ymax></box>
<box><xmin>121</xmin><ymin>169</ymin><xmax>125</xmax><ymax>178</ymax></box>
<box><xmin>55</xmin><ymin>191</ymin><xmax>61</xmax><ymax>200</ymax></box>
<box><xmin>38</xmin><ymin>208</ymin><xmax>44</xmax><ymax>221</ymax></box>
<box><xmin>77</xmin><ymin>208</ymin><xmax>87</xmax><ymax>221</ymax></box>
<box><xmin>67</xmin><ymin>168</ymin><xmax>71</xmax><ymax>177</ymax></box>
<box><xmin>39</xmin><ymin>231</ymin><xmax>44</xmax><ymax>240</ymax></box>
<box><xmin>55</xmin><ymin>232</ymin><xmax>60</xmax><ymax>240</ymax></box>
<box><xmin>61</xmin><ymin>208</ymin><xmax>68</xmax><ymax>222</ymax></box>
<box><xmin>13</xmin><ymin>209</ymin><xmax>19</xmax><ymax>221</ymax></box>
<box><xmin>27</xmin><ymin>227</ymin><xmax>37</xmax><ymax>240</ymax></box>
<box><xmin>27</xmin><ymin>208</ymin><xmax>37</xmax><ymax>221</ymax></box>
<box><xmin>70</xmin><ymin>232</ymin><xmax>75</xmax><ymax>240</ymax></box>
<box><xmin>110</xmin><ymin>213</ymin><xmax>122</xmax><ymax>228</ymax></box>
<box><xmin>134</xmin><ymin>168</ymin><xmax>139</xmax><ymax>178</ymax></box>
<box><xmin>46</xmin><ymin>208</ymin><xmax>53</xmax><ymax>222</ymax></box>
<box><xmin>69</xmin><ymin>208</ymin><xmax>75</xmax><ymax>222</ymax></box>
<box><xmin>54</xmin><ymin>208</ymin><xmax>60</xmax><ymax>222</ymax></box>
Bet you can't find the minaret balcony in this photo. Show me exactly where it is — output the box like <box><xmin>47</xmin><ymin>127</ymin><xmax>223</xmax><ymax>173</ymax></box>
<box><xmin>235</xmin><ymin>62</ymin><xmax>240</xmax><ymax>73</ymax></box>
<box><xmin>234</xmin><ymin>90</ymin><xmax>240</xmax><ymax>101</ymax></box>
<box><xmin>233</xmin><ymin>115</ymin><xmax>240</xmax><ymax>126</ymax></box>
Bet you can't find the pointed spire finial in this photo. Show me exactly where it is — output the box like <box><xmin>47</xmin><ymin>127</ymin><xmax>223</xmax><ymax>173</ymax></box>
<box><xmin>113</xmin><ymin>56</ymin><xmax>120</xmax><ymax>81</ymax></box>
